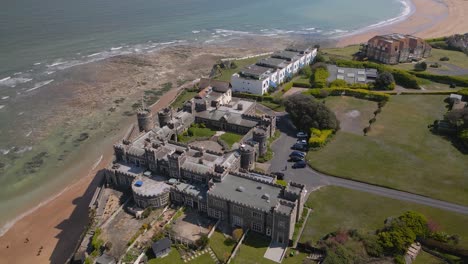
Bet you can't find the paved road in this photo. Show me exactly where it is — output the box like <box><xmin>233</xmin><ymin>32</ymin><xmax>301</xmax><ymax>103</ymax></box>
<box><xmin>267</xmin><ymin>113</ymin><xmax>468</xmax><ymax>215</ymax></box>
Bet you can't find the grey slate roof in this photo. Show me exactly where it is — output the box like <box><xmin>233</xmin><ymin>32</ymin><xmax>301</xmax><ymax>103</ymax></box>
<box><xmin>208</xmin><ymin>173</ymin><xmax>282</xmax><ymax>212</ymax></box>
<box><xmin>272</xmin><ymin>51</ymin><xmax>301</xmax><ymax>61</ymax></box>
<box><xmin>152</xmin><ymin>238</ymin><xmax>171</xmax><ymax>254</ymax></box>
<box><xmin>256</xmin><ymin>57</ymin><xmax>289</xmax><ymax>69</ymax></box>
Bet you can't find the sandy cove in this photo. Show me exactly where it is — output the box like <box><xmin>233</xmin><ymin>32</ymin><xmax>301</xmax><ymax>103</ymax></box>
<box><xmin>337</xmin><ymin>0</ymin><xmax>468</xmax><ymax>47</ymax></box>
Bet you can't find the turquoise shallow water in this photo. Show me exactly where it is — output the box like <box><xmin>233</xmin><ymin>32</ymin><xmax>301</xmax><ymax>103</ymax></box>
<box><xmin>0</xmin><ymin>0</ymin><xmax>409</xmax><ymax>233</ymax></box>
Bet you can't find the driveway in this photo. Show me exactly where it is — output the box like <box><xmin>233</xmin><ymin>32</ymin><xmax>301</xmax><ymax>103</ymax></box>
<box><xmin>268</xmin><ymin>113</ymin><xmax>468</xmax><ymax>215</ymax></box>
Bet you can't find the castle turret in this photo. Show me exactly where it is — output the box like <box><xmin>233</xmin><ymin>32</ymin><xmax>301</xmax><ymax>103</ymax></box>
<box><xmin>239</xmin><ymin>144</ymin><xmax>255</xmax><ymax>170</ymax></box>
<box><xmin>253</xmin><ymin>127</ymin><xmax>268</xmax><ymax>156</ymax></box>
<box><xmin>137</xmin><ymin>108</ymin><xmax>154</xmax><ymax>132</ymax></box>
<box><xmin>113</xmin><ymin>144</ymin><xmax>126</xmax><ymax>162</ymax></box>
<box><xmin>158</xmin><ymin>108</ymin><xmax>172</xmax><ymax>127</ymax></box>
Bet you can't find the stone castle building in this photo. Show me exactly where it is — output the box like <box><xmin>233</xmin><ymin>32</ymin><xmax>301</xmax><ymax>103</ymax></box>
<box><xmin>361</xmin><ymin>33</ymin><xmax>432</xmax><ymax>64</ymax></box>
<box><xmin>104</xmin><ymin>79</ymin><xmax>305</xmax><ymax>245</ymax></box>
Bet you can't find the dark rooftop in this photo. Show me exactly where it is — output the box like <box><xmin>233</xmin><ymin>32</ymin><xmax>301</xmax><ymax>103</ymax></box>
<box><xmin>240</xmin><ymin>64</ymin><xmax>273</xmax><ymax>79</ymax></box>
<box><xmin>256</xmin><ymin>57</ymin><xmax>289</xmax><ymax>69</ymax></box>
<box><xmin>152</xmin><ymin>238</ymin><xmax>171</xmax><ymax>254</ymax></box>
<box><xmin>271</xmin><ymin>50</ymin><xmax>301</xmax><ymax>61</ymax></box>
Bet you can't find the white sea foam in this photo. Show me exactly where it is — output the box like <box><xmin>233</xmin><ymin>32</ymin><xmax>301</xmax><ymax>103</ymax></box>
<box><xmin>111</xmin><ymin>46</ymin><xmax>123</xmax><ymax>51</ymax></box>
<box><xmin>33</xmin><ymin>62</ymin><xmax>41</xmax><ymax>66</ymax></box>
<box><xmin>0</xmin><ymin>77</ymin><xmax>33</xmax><ymax>88</ymax></box>
<box><xmin>1</xmin><ymin>96</ymin><xmax>9</xmax><ymax>100</ymax></box>
<box><xmin>15</xmin><ymin>146</ymin><xmax>33</xmax><ymax>154</ymax></box>
<box><xmin>47</xmin><ymin>61</ymin><xmax>65</xmax><ymax>67</ymax></box>
<box><xmin>25</xmin><ymin>131</ymin><xmax>32</xmax><ymax>137</ymax></box>
<box><xmin>46</xmin><ymin>71</ymin><xmax>55</xmax><ymax>75</ymax></box>
<box><xmin>18</xmin><ymin>112</ymin><xmax>24</xmax><ymax>116</ymax></box>
<box><xmin>0</xmin><ymin>77</ymin><xmax>11</xmax><ymax>82</ymax></box>
<box><xmin>0</xmin><ymin>105</ymin><xmax>4</xmax><ymax>110</ymax></box>
<box><xmin>192</xmin><ymin>30</ymin><xmax>200</xmax><ymax>34</ymax></box>
<box><xmin>24</xmin><ymin>79</ymin><xmax>54</xmax><ymax>93</ymax></box>
<box><xmin>87</xmin><ymin>52</ymin><xmax>102</xmax><ymax>57</ymax></box>
<box><xmin>13</xmin><ymin>72</ymin><xmax>22</xmax><ymax>75</ymax></box>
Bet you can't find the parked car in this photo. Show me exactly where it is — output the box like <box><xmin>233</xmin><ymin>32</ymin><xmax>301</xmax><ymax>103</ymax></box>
<box><xmin>289</xmin><ymin>151</ymin><xmax>306</xmax><ymax>158</ymax></box>
<box><xmin>296</xmin><ymin>132</ymin><xmax>308</xmax><ymax>138</ymax></box>
<box><xmin>297</xmin><ymin>139</ymin><xmax>307</xmax><ymax>144</ymax></box>
<box><xmin>271</xmin><ymin>172</ymin><xmax>285</xmax><ymax>180</ymax></box>
<box><xmin>289</xmin><ymin>155</ymin><xmax>304</xmax><ymax>162</ymax></box>
<box><xmin>292</xmin><ymin>160</ymin><xmax>306</xmax><ymax>169</ymax></box>
<box><xmin>291</xmin><ymin>143</ymin><xmax>308</xmax><ymax>151</ymax></box>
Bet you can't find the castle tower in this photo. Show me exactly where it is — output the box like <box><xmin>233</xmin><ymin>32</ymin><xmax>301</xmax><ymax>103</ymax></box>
<box><xmin>239</xmin><ymin>144</ymin><xmax>255</xmax><ymax>170</ymax></box>
<box><xmin>137</xmin><ymin>108</ymin><xmax>154</xmax><ymax>132</ymax></box>
<box><xmin>183</xmin><ymin>99</ymin><xmax>195</xmax><ymax>113</ymax></box>
<box><xmin>113</xmin><ymin>144</ymin><xmax>126</xmax><ymax>162</ymax></box>
<box><xmin>253</xmin><ymin>127</ymin><xmax>268</xmax><ymax>156</ymax></box>
<box><xmin>158</xmin><ymin>108</ymin><xmax>172</xmax><ymax>127</ymax></box>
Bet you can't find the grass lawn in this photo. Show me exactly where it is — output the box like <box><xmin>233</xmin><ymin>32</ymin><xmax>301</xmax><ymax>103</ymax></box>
<box><xmin>322</xmin><ymin>96</ymin><xmax>378</xmax><ymax>135</ymax></box>
<box><xmin>259</xmin><ymin>101</ymin><xmax>285</xmax><ymax>112</ymax></box>
<box><xmin>215</xmin><ymin>55</ymin><xmax>269</xmax><ymax>82</ymax></box>
<box><xmin>392</xmin><ymin>49</ymin><xmax>468</xmax><ymax>72</ymax></box>
<box><xmin>219</xmin><ymin>132</ymin><xmax>244</xmax><ymax>149</ymax></box>
<box><xmin>301</xmin><ymin>186</ymin><xmax>468</xmax><ymax>248</ymax></box>
<box><xmin>322</xmin><ymin>45</ymin><xmax>360</xmax><ymax>60</ymax></box>
<box><xmin>148</xmin><ymin>247</ymin><xmax>216</xmax><ymax>264</ymax></box>
<box><xmin>209</xmin><ymin>231</ymin><xmax>236</xmax><ymax>262</ymax></box>
<box><xmin>413</xmin><ymin>251</ymin><xmax>445</xmax><ymax>264</ymax></box>
<box><xmin>231</xmin><ymin>232</ymin><xmax>275</xmax><ymax>264</ymax></box>
<box><xmin>178</xmin><ymin>125</ymin><xmax>216</xmax><ymax>143</ymax></box>
<box><xmin>171</xmin><ymin>90</ymin><xmax>198</xmax><ymax>109</ymax></box>
<box><xmin>307</xmin><ymin>95</ymin><xmax>468</xmax><ymax>205</ymax></box>
<box><xmin>148</xmin><ymin>247</ymin><xmax>182</xmax><ymax>264</ymax></box>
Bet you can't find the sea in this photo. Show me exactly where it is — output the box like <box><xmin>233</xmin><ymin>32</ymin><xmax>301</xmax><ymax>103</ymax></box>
<box><xmin>0</xmin><ymin>0</ymin><xmax>411</xmax><ymax>235</ymax></box>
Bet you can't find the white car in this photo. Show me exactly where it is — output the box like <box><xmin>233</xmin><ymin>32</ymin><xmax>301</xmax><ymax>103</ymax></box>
<box><xmin>296</xmin><ymin>132</ymin><xmax>308</xmax><ymax>138</ymax></box>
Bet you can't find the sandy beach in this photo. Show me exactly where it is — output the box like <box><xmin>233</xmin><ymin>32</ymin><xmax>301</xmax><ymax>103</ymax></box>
<box><xmin>337</xmin><ymin>0</ymin><xmax>468</xmax><ymax>47</ymax></box>
<box><xmin>0</xmin><ymin>0</ymin><xmax>467</xmax><ymax>263</ymax></box>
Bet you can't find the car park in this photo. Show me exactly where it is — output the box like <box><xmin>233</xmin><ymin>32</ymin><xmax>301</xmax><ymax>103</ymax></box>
<box><xmin>296</xmin><ymin>132</ymin><xmax>308</xmax><ymax>138</ymax></box>
<box><xmin>289</xmin><ymin>151</ymin><xmax>306</xmax><ymax>158</ymax></box>
<box><xmin>292</xmin><ymin>160</ymin><xmax>306</xmax><ymax>169</ymax></box>
<box><xmin>289</xmin><ymin>155</ymin><xmax>304</xmax><ymax>162</ymax></box>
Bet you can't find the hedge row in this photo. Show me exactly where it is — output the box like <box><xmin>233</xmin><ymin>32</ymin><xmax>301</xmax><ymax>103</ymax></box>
<box><xmin>412</xmin><ymin>72</ymin><xmax>468</xmax><ymax>87</ymax></box>
<box><xmin>307</xmin><ymin>88</ymin><xmax>390</xmax><ymax>102</ymax></box>
<box><xmin>233</xmin><ymin>92</ymin><xmax>274</xmax><ymax>102</ymax></box>
<box><xmin>457</xmin><ymin>88</ymin><xmax>468</xmax><ymax>98</ymax></box>
<box><xmin>311</xmin><ymin>67</ymin><xmax>329</xmax><ymax>88</ymax></box>
<box><xmin>282</xmin><ymin>82</ymin><xmax>294</xmax><ymax>92</ymax></box>
<box><xmin>308</xmin><ymin>128</ymin><xmax>334</xmax><ymax>148</ymax></box>
<box><xmin>333</xmin><ymin>59</ymin><xmax>420</xmax><ymax>89</ymax></box>
<box><xmin>293</xmin><ymin>81</ymin><xmax>312</xmax><ymax>88</ymax></box>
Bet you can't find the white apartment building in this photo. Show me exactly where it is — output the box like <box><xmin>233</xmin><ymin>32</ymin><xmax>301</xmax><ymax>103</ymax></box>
<box><xmin>231</xmin><ymin>47</ymin><xmax>318</xmax><ymax>95</ymax></box>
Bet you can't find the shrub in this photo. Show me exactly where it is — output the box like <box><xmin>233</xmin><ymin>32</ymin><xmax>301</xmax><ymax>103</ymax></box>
<box><xmin>292</xmin><ymin>81</ymin><xmax>312</xmax><ymax>88</ymax></box>
<box><xmin>392</xmin><ymin>69</ymin><xmax>420</xmax><ymax>89</ymax></box>
<box><xmin>369</xmin><ymin>118</ymin><xmax>376</xmax><ymax>124</ymax></box>
<box><xmin>282</xmin><ymin>82</ymin><xmax>293</xmax><ymax>92</ymax></box>
<box><xmin>310</xmin><ymin>67</ymin><xmax>330</xmax><ymax>88</ymax></box>
<box><xmin>299</xmin><ymin>65</ymin><xmax>313</xmax><ymax>78</ymax></box>
<box><xmin>440</xmin><ymin>56</ymin><xmax>450</xmax><ymax>61</ymax></box>
<box><xmin>414</xmin><ymin>61</ymin><xmax>427</xmax><ymax>71</ymax></box>
<box><xmin>430</xmin><ymin>63</ymin><xmax>441</xmax><ymax>68</ymax></box>
<box><xmin>232</xmin><ymin>228</ymin><xmax>244</xmax><ymax>242</ymax></box>
<box><xmin>329</xmin><ymin>79</ymin><xmax>348</xmax><ymax>88</ymax></box>
<box><xmin>374</xmin><ymin>71</ymin><xmax>395</xmax><ymax>90</ymax></box>
<box><xmin>314</xmin><ymin>53</ymin><xmax>326</xmax><ymax>63</ymax></box>
<box><xmin>308</xmin><ymin>128</ymin><xmax>334</xmax><ymax>148</ymax></box>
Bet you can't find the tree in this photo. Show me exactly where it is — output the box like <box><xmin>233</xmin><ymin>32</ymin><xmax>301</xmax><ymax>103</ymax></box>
<box><xmin>196</xmin><ymin>234</ymin><xmax>209</xmax><ymax>249</ymax></box>
<box><xmin>232</xmin><ymin>228</ymin><xmax>244</xmax><ymax>242</ymax></box>
<box><xmin>397</xmin><ymin>211</ymin><xmax>429</xmax><ymax>238</ymax></box>
<box><xmin>374</xmin><ymin>71</ymin><xmax>395</xmax><ymax>90</ymax></box>
<box><xmin>329</xmin><ymin>79</ymin><xmax>348</xmax><ymax>88</ymax></box>
<box><xmin>284</xmin><ymin>94</ymin><xmax>340</xmax><ymax>131</ymax></box>
<box><xmin>414</xmin><ymin>61</ymin><xmax>428</xmax><ymax>71</ymax></box>
<box><xmin>313</xmin><ymin>53</ymin><xmax>326</xmax><ymax>63</ymax></box>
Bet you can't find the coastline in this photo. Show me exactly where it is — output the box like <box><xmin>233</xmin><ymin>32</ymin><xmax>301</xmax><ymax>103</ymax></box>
<box><xmin>0</xmin><ymin>0</ymin><xmax>467</xmax><ymax>262</ymax></box>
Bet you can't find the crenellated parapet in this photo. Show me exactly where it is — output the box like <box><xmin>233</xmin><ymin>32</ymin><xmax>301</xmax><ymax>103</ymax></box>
<box><xmin>208</xmin><ymin>192</ymin><xmax>276</xmax><ymax>213</ymax></box>
<box><xmin>229</xmin><ymin>171</ymin><xmax>283</xmax><ymax>189</ymax></box>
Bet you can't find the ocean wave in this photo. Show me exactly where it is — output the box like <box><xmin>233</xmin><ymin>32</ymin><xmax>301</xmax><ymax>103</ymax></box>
<box><xmin>24</xmin><ymin>79</ymin><xmax>54</xmax><ymax>93</ymax></box>
<box><xmin>47</xmin><ymin>61</ymin><xmax>65</xmax><ymax>67</ymax></box>
<box><xmin>111</xmin><ymin>46</ymin><xmax>123</xmax><ymax>51</ymax></box>
<box><xmin>0</xmin><ymin>105</ymin><xmax>4</xmax><ymax>110</ymax></box>
<box><xmin>0</xmin><ymin>77</ymin><xmax>33</xmax><ymax>88</ymax></box>
<box><xmin>1</xmin><ymin>96</ymin><xmax>9</xmax><ymax>100</ymax></box>
<box><xmin>15</xmin><ymin>146</ymin><xmax>33</xmax><ymax>154</ymax></box>
<box><xmin>87</xmin><ymin>52</ymin><xmax>102</xmax><ymax>57</ymax></box>
<box><xmin>33</xmin><ymin>62</ymin><xmax>41</xmax><ymax>66</ymax></box>
<box><xmin>192</xmin><ymin>30</ymin><xmax>200</xmax><ymax>34</ymax></box>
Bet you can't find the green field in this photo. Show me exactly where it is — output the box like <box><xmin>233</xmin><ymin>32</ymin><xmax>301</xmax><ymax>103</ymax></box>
<box><xmin>171</xmin><ymin>90</ymin><xmax>198</xmax><ymax>109</ymax></box>
<box><xmin>219</xmin><ymin>132</ymin><xmax>244</xmax><ymax>149</ymax></box>
<box><xmin>209</xmin><ymin>231</ymin><xmax>236</xmax><ymax>263</ymax></box>
<box><xmin>308</xmin><ymin>95</ymin><xmax>468</xmax><ymax>205</ymax></box>
<box><xmin>391</xmin><ymin>49</ymin><xmax>468</xmax><ymax>73</ymax></box>
<box><xmin>215</xmin><ymin>55</ymin><xmax>269</xmax><ymax>82</ymax></box>
<box><xmin>322</xmin><ymin>45</ymin><xmax>360</xmax><ymax>60</ymax></box>
<box><xmin>322</xmin><ymin>96</ymin><xmax>378</xmax><ymax>134</ymax></box>
<box><xmin>300</xmin><ymin>186</ymin><xmax>468</xmax><ymax>247</ymax></box>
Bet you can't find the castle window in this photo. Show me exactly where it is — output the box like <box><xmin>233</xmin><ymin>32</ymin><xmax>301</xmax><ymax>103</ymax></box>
<box><xmin>278</xmin><ymin>221</ymin><xmax>285</xmax><ymax>228</ymax></box>
<box><xmin>266</xmin><ymin>227</ymin><xmax>272</xmax><ymax>236</ymax></box>
<box><xmin>252</xmin><ymin>222</ymin><xmax>263</xmax><ymax>232</ymax></box>
<box><xmin>252</xmin><ymin>211</ymin><xmax>263</xmax><ymax>219</ymax></box>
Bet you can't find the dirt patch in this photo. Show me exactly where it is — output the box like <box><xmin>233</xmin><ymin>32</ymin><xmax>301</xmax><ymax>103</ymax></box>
<box><xmin>170</xmin><ymin>209</ymin><xmax>214</xmax><ymax>243</ymax></box>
